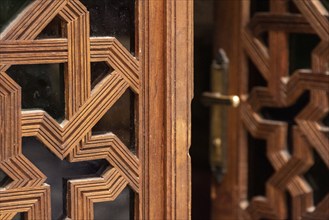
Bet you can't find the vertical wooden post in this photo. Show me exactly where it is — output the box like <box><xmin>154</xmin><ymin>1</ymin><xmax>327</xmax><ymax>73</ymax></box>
<box><xmin>140</xmin><ymin>1</ymin><xmax>193</xmax><ymax>219</ymax></box>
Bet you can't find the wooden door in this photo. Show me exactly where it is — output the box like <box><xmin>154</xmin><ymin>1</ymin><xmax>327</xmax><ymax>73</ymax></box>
<box><xmin>212</xmin><ymin>0</ymin><xmax>329</xmax><ymax>219</ymax></box>
<box><xmin>0</xmin><ymin>1</ymin><xmax>193</xmax><ymax>219</ymax></box>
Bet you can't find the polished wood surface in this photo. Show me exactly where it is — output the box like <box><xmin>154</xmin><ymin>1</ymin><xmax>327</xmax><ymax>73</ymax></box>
<box><xmin>0</xmin><ymin>0</ymin><xmax>193</xmax><ymax>219</ymax></box>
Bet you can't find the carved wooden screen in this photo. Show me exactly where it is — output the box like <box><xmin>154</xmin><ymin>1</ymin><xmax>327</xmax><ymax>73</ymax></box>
<box><xmin>0</xmin><ymin>0</ymin><xmax>141</xmax><ymax>219</ymax></box>
<box><xmin>240</xmin><ymin>0</ymin><xmax>329</xmax><ymax>219</ymax></box>
<box><xmin>0</xmin><ymin>0</ymin><xmax>195</xmax><ymax>219</ymax></box>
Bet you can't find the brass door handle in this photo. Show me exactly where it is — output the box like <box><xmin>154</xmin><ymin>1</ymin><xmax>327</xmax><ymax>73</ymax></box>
<box><xmin>202</xmin><ymin>92</ymin><xmax>240</xmax><ymax>107</ymax></box>
<box><xmin>202</xmin><ymin>49</ymin><xmax>240</xmax><ymax>183</ymax></box>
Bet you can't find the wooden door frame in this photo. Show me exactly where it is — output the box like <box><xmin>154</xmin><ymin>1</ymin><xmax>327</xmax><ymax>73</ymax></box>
<box><xmin>139</xmin><ymin>1</ymin><xmax>193</xmax><ymax>219</ymax></box>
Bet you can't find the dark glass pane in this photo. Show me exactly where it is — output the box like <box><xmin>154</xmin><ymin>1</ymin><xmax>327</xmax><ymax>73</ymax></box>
<box><xmin>7</xmin><ymin>64</ymin><xmax>65</xmax><ymax>122</ymax></box>
<box><xmin>305</xmin><ymin>149</ymin><xmax>329</xmax><ymax>205</ymax></box>
<box><xmin>94</xmin><ymin>187</ymin><xmax>134</xmax><ymax>220</ymax></box>
<box><xmin>0</xmin><ymin>169</ymin><xmax>12</xmax><ymax>188</ymax></box>
<box><xmin>250</xmin><ymin>0</ymin><xmax>269</xmax><ymax>16</ymax></box>
<box><xmin>261</xmin><ymin>92</ymin><xmax>310</xmax><ymax>123</ymax></box>
<box><xmin>289</xmin><ymin>34</ymin><xmax>320</xmax><ymax>74</ymax></box>
<box><xmin>286</xmin><ymin>192</ymin><xmax>292</xmax><ymax>219</ymax></box>
<box><xmin>91</xmin><ymin>62</ymin><xmax>114</xmax><ymax>89</ymax></box>
<box><xmin>92</xmin><ymin>89</ymin><xmax>135</xmax><ymax>151</ymax></box>
<box><xmin>12</xmin><ymin>212</ymin><xmax>26</xmax><ymax>220</ymax></box>
<box><xmin>247</xmin><ymin>133</ymin><xmax>274</xmax><ymax>199</ymax></box>
<box><xmin>250</xmin><ymin>0</ymin><xmax>270</xmax><ymax>47</ymax></box>
<box><xmin>80</xmin><ymin>0</ymin><xmax>135</xmax><ymax>53</ymax></box>
<box><xmin>248</xmin><ymin>58</ymin><xmax>267</xmax><ymax>92</ymax></box>
<box><xmin>22</xmin><ymin>137</ymin><xmax>109</xmax><ymax>220</ymax></box>
<box><xmin>37</xmin><ymin>16</ymin><xmax>67</xmax><ymax>39</ymax></box>
<box><xmin>0</xmin><ymin>0</ymin><xmax>31</xmax><ymax>32</ymax></box>
<box><xmin>261</xmin><ymin>92</ymin><xmax>310</xmax><ymax>152</ymax></box>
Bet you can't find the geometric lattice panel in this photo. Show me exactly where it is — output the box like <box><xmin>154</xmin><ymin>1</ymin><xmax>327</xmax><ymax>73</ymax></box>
<box><xmin>240</xmin><ymin>0</ymin><xmax>329</xmax><ymax>219</ymax></box>
<box><xmin>0</xmin><ymin>0</ymin><xmax>139</xmax><ymax>219</ymax></box>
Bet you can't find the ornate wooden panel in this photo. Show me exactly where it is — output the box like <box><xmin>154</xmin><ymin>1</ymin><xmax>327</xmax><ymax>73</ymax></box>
<box><xmin>0</xmin><ymin>0</ymin><xmax>139</xmax><ymax>219</ymax></box>
<box><xmin>239</xmin><ymin>0</ymin><xmax>329</xmax><ymax>219</ymax></box>
<box><xmin>0</xmin><ymin>0</ymin><xmax>193</xmax><ymax>219</ymax></box>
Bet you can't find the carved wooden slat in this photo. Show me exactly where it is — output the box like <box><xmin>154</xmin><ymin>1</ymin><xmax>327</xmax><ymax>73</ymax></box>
<box><xmin>68</xmin><ymin>168</ymin><xmax>128</xmax><ymax>219</ymax></box>
<box><xmin>21</xmin><ymin>72</ymin><xmax>130</xmax><ymax>157</ymax></box>
<box><xmin>0</xmin><ymin>39</ymin><xmax>68</xmax><ymax>64</ymax></box>
<box><xmin>0</xmin><ymin>185</ymin><xmax>51</xmax><ymax>220</ymax></box>
<box><xmin>69</xmin><ymin>133</ymin><xmax>140</xmax><ymax>192</ymax></box>
<box><xmin>293</xmin><ymin>0</ymin><xmax>329</xmax><ymax>40</ymax></box>
<box><xmin>249</xmin><ymin>13</ymin><xmax>316</xmax><ymax>35</ymax></box>
<box><xmin>60</xmin><ymin>1</ymin><xmax>91</xmax><ymax>118</ymax></box>
<box><xmin>0</xmin><ymin>72</ymin><xmax>20</xmax><ymax>161</ymax></box>
<box><xmin>242</xmin><ymin>29</ymin><xmax>270</xmax><ymax>80</ymax></box>
<box><xmin>89</xmin><ymin>37</ymin><xmax>140</xmax><ymax>93</ymax></box>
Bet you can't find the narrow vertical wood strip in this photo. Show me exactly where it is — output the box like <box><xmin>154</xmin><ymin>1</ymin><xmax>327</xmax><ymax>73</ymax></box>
<box><xmin>165</xmin><ymin>0</ymin><xmax>193</xmax><ymax>219</ymax></box>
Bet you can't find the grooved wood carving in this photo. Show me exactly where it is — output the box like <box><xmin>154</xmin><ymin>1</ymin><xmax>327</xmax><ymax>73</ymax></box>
<box><xmin>0</xmin><ymin>0</ymin><xmax>140</xmax><ymax>219</ymax></box>
<box><xmin>240</xmin><ymin>0</ymin><xmax>329</xmax><ymax>219</ymax></box>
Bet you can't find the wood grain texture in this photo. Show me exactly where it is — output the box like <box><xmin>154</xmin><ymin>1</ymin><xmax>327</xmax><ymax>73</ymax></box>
<box><xmin>139</xmin><ymin>0</ymin><xmax>193</xmax><ymax>219</ymax></box>
<box><xmin>165</xmin><ymin>1</ymin><xmax>193</xmax><ymax>219</ymax></box>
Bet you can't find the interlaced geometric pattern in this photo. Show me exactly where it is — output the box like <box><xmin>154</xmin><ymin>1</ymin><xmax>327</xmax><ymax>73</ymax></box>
<box><xmin>0</xmin><ymin>0</ymin><xmax>140</xmax><ymax>219</ymax></box>
<box><xmin>240</xmin><ymin>0</ymin><xmax>329</xmax><ymax>219</ymax></box>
